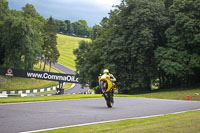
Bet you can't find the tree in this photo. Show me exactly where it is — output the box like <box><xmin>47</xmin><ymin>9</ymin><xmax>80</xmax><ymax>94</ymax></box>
<box><xmin>155</xmin><ymin>0</ymin><xmax>200</xmax><ymax>87</ymax></box>
<box><xmin>164</xmin><ymin>0</ymin><xmax>174</xmax><ymax>9</ymax></box>
<box><xmin>0</xmin><ymin>0</ymin><xmax>8</xmax><ymax>20</ymax></box>
<box><xmin>104</xmin><ymin>0</ymin><xmax>167</xmax><ymax>92</ymax></box>
<box><xmin>55</xmin><ymin>20</ymin><xmax>67</xmax><ymax>34</ymax></box>
<box><xmin>71</xmin><ymin>20</ymin><xmax>91</xmax><ymax>37</ymax></box>
<box><xmin>43</xmin><ymin>16</ymin><xmax>60</xmax><ymax>71</ymax></box>
<box><xmin>1</xmin><ymin>16</ymin><xmax>42</xmax><ymax>69</ymax></box>
<box><xmin>0</xmin><ymin>0</ymin><xmax>9</xmax><ymax>65</ymax></box>
<box><xmin>64</xmin><ymin>20</ymin><xmax>73</xmax><ymax>35</ymax></box>
<box><xmin>55</xmin><ymin>19</ymin><xmax>91</xmax><ymax>37</ymax></box>
<box><xmin>0</xmin><ymin>3</ymin><xmax>44</xmax><ymax>70</ymax></box>
<box><xmin>90</xmin><ymin>25</ymin><xmax>101</xmax><ymax>40</ymax></box>
<box><xmin>74</xmin><ymin>40</ymin><xmax>92</xmax><ymax>86</ymax></box>
<box><xmin>22</xmin><ymin>3</ymin><xmax>45</xmax><ymax>32</ymax></box>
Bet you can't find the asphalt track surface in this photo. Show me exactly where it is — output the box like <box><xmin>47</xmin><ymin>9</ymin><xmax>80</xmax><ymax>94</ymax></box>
<box><xmin>0</xmin><ymin>97</ymin><xmax>200</xmax><ymax>133</ymax></box>
<box><xmin>52</xmin><ymin>63</ymin><xmax>89</xmax><ymax>94</ymax></box>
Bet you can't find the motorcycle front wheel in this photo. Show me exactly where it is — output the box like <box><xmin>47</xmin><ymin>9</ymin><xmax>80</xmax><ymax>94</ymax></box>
<box><xmin>100</xmin><ymin>81</ymin><xmax>107</xmax><ymax>93</ymax></box>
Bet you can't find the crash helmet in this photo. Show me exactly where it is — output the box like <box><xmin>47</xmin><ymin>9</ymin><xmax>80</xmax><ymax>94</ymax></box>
<box><xmin>103</xmin><ymin>69</ymin><xmax>109</xmax><ymax>74</ymax></box>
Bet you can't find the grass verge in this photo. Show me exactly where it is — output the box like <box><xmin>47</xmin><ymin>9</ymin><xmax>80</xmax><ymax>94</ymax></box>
<box><xmin>37</xmin><ymin>110</ymin><xmax>200</xmax><ymax>133</ymax></box>
<box><xmin>0</xmin><ymin>94</ymin><xmax>102</xmax><ymax>103</ymax></box>
<box><xmin>130</xmin><ymin>87</ymin><xmax>200</xmax><ymax>101</ymax></box>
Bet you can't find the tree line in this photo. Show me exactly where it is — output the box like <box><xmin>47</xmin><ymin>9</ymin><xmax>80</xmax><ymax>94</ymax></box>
<box><xmin>0</xmin><ymin>0</ymin><xmax>59</xmax><ymax>71</ymax></box>
<box><xmin>55</xmin><ymin>19</ymin><xmax>91</xmax><ymax>38</ymax></box>
<box><xmin>74</xmin><ymin>0</ymin><xmax>200</xmax><ymax>93</ymax></box>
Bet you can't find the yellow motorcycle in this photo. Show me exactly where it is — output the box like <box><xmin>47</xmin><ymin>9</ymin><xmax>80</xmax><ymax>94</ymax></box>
<box><xmin>98</xmin><ymin>74</ymin><xmax>116</xmax><ymax>108</ymax></box>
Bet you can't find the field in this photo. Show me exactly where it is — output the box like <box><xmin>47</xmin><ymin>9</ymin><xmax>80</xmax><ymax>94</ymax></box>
<box><xmin>57</xmin><ymin>34</ymin><xmax>90</xmax><ymax>70</ymax></box>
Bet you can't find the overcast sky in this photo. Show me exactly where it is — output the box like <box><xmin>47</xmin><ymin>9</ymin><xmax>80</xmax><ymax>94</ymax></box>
<box><xmin>8</xmin><ymin>0</ymin><xmax>121</xmax><ymax>26</ymax></box>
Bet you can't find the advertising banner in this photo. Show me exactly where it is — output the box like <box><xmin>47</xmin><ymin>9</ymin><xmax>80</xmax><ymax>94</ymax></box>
<box><xmin>0</xmin><ymin>67</ymin><xmax>79</xmax><ymax>83</ymax></box>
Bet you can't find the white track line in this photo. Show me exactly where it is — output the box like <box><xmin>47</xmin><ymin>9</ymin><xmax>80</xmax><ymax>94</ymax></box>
<box><xmin>21</xmin><ymin>108</ymin><xmax>200</xmax><ymax>133</ymax></box>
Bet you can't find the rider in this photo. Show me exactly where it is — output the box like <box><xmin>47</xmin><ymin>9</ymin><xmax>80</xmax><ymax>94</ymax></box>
<box><xmin>102</xmin><ymin>69</ymin><xmax>116</xmax><ymax>82</ymax></box>
<box><xmin>102</xmin><ymin>69</ymin><xmax>116</xmax><ymax>94</ymax></box>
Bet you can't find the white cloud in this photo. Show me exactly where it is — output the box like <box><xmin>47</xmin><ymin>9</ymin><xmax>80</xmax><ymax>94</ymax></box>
<box><xmin>8</xmin><ymin>0</ymin><xmax>121</xmax><ymax>26</ymax></box>
<box><xmin>88</xmin><ymin>0</ymin><xmax>121</xmax><ymax>8</ymax></box>
<box><xmin>47</xmin><ymin>0</ymin><xmax>121</xmax><ymax>10</ymax></box>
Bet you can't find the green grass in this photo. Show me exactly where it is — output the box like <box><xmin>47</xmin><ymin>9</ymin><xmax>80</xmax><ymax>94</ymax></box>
<box><xmin>57</xmin><ymin>34</ymin><xmax>90</xmax><ymax>70</ymax></box>
<box><xmin>0</xmin><ymin>94</ymin><xmax>102</xmax><ymax>103</ymax></box>
<box><xmin>0</xmin><ymin>77</ymin><xmax>58</xmax><ymax>91</ymax></box>
<box><xmin>132</xmin><ymin>87</ymin><xmax>200</xmax><ymax>101</ymax></box>
<box><xmin>38</xmin><ymin>110</ymin><xmax>200</xmax><ymax>133</ymax></box>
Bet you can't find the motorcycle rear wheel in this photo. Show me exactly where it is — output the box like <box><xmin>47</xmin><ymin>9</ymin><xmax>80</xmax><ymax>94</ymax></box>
<box><xmin>100</xmin><ymin>81</ymin><xmax>114</xmax><ymax>108</ymax></box>
<box><xmin>106</xmin><ymin>91</ymin><xmax>114</xmax><ymax>108</ymax></box>
<box><xmin>106</xmin><ymin>99</ymin><xmax>113</xmax><ymax>108</ymax></box>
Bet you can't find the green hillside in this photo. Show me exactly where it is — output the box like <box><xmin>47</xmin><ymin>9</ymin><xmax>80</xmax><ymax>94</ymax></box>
<box><xmin>57</xmin><ymin>34</ymin><xmax>90</xmax><ymax>70</ymax></box>
<box><xmin>0</xmin><ymin>35</ymin><xmax>89</xmax><ymax>91</ymax></box>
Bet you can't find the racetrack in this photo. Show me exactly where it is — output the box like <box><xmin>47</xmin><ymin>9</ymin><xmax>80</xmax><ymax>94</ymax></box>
<box><xmin>0</xmin><ymin>97</ymin><xmax>200</xmax><ymax>133</ymax></box>
<box><xmin>52</xmin><ymin>63</ymin><xmax>89</xmax><ymax>94</ymax></box>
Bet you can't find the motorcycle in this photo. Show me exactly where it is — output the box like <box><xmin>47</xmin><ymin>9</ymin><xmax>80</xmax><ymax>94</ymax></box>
<box><xmin>98</xmin><ymin>74</ymin><xmax>116</xmax><ymax>108</ymax></box>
